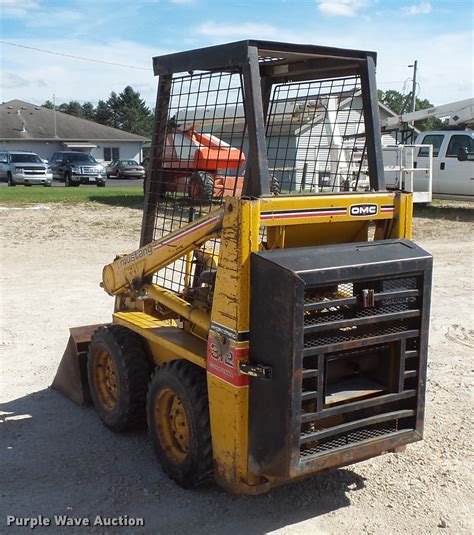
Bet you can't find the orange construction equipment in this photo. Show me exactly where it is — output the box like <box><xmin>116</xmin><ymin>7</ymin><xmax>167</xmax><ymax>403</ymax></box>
<box><xmin>161</xmin><ymin>127</ymin><xmax>245</xmax><ymax>200</ymax></box>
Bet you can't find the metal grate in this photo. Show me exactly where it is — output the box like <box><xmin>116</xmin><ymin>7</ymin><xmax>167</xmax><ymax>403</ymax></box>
<box><xmin>304</xmin><ymin>282</ymin><xmax>354</xmax><ymax>306</ymax></box>
<box><xmin>304</xmin><ymin>300</ymin><xmax>416</xmax><ymax>326</ymax></box>
<box><xmin>383</xmin><ymin>277</ymin><xmax>417</xmax><ymax>291</ymax></box>
<box><xmin>304</xmin><ymin>319</ymin><xmax>419</xmax><ymax>349</ymax></box>
<box><xmin>301</xmin><ymin>423</ymin><xmax>398</xmax><ymax>457</ymax></box>
<box><xmin>148</xmin><ymin>71</ymin><xmax>247</xmax><ymax>295</ymax></box>
<box><xmin>266</xmin><ymin>77</ymin><xmax>367</xmax><ymax>194</ymax></box>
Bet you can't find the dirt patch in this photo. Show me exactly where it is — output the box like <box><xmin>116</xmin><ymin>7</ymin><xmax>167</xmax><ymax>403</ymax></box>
<box><xmin>1</xmin><ymin>201</ymin><xmax>473</xmax><ymax>534</ymax></box>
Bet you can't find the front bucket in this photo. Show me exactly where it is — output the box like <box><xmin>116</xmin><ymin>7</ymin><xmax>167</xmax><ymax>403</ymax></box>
<box><xmin>51</xmin><ymin>324</ymin><xmax>105</xmax><ymax>405</ymax></box>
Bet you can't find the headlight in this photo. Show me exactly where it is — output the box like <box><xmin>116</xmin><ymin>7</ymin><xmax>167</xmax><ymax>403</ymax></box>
<box><xmin>14</xmin><ymin>167</ymin><xmax>24</xmax><ymax>174</ymax></box>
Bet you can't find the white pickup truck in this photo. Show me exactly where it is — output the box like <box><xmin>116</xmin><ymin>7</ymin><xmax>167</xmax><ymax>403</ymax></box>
<box><xmin>414</xmin><ymin>130</ymin><xmax>473</xmax><ymax>200</ymax></box>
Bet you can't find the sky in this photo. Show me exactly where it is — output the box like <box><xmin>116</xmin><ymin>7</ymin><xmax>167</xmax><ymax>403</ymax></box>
<box><xmin>0</xmin><ymin>0</ymin><xmax>472</xmax><ymax>109</ymax></box>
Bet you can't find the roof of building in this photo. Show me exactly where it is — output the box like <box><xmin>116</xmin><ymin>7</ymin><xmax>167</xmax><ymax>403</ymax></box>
<box><xmin>0</xmin><ymin>100</ymin><xmax>147</xmax><ymax>142</ymax></box>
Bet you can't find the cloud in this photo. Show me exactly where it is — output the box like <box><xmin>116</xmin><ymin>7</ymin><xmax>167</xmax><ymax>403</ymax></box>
<box><xmin>0</xmin><ymin>0</ymin><xmax>40</xmax><ymax>17</ymax></box>
<box><xmin>27</xmin><ymin>9</ymin><xmax>84</xmax><ymax>26</ymax></box>
<box><xmin>0</xmin><ymin>71</ymin><xmax>47</xmax><ymax>89</ymax></box>
<box><xmin>197</xmin><ymin>21</ymin><xmax>279</xmax><ymax>38</ymax></box>
<box><xmin>0</xmin><ymin>39</ymin><xmax>167</xmax><ymax>107</ymax></box>
<box><xmin>170</xmin><ymin>0</ymin><xmax>194</xmax><ymax>4</ymax></box>
<box><xmin>0</xmin><ymin>0</ymin><xmax>83</xmax><ymax>26</ymax></box>
<box><xmin>317</xmin><ymin>0</ymin><xmax>370</xmax><ymax>17</ymax></box>
<box><xmin>195</xmin><ymin>20</ymin><xmax>472</xmax><ymax>104</ymax></box>
<box><xmin>1</xmin><ymin>18</ymin><xmax>471</xmax><ymax>113</ymax></box>
<box><xmin>402</xmin><ymin>2</ymin><xmax>432</xmax><ymax>15</ymax></box>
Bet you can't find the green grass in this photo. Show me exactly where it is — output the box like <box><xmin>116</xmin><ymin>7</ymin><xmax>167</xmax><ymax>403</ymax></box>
<box><xmin>0</xmin><ymin>186</ymin><xmax>144</xmax><ymax>208</ymax></box>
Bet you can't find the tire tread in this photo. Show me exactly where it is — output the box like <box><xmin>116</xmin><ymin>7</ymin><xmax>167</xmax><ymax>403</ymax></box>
<box><xmin>87</xmin><ymin>325</ymin><xmax>152</xmax><ymax>432</ymax></box>
<box><xmin>147</xmin><ymin>360</ymin><xmax>213</xmax><ymax>488</ymax></box>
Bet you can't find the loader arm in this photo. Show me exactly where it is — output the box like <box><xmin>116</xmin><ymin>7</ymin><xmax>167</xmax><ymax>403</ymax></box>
<box><xmin>102</xmin><ymin>207</ymin><xmax>224</xmax><ymax>296</ymax></box>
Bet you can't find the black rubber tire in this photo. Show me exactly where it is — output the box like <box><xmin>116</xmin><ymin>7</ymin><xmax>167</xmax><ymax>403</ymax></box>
<box><xmin>147</xmin><ymin>360</ymin><xmax>213</xmax><ymax>488</ymax></box>
<box><xmin>188</xmin><ymin>172</ymin><xmax>214</xmax><ymax>201</ymax></box>
<box><xmin>43</xmin><ymin>183</ymin><xmax>52</xmax><ymax>187</ymax></box>
<box><xmin>87</xmin><ymin>325</ymin><xmax>152</xmax><ymax>432</ymax></box>
<box><xmin>116</xmin><ymin>171</ymin><xmax>122</xmax><ymax>180</ymax></box>
<box><xmin>96</xmin><ymin>182</ymin><xmax>106</xmax><ymax>188</ymax></box>
<box><xmin>64</xmin><ymin>173</ymin><xmax>72</xmax><ymax>187</ymax></box>
<box><xmin>7</xmin><ymin>173</ymin><xmax>15</xmax><ymax>187</ymax></box>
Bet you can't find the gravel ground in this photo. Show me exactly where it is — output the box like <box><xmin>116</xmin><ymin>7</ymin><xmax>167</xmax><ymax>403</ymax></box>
<box><xmin>1</xmin><ymin>201</ymin><xmax>473</xmax><ymax>534</ymax></box>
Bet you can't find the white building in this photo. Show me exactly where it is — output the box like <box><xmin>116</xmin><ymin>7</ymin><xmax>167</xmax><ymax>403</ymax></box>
<box><xmin>0</xmin><ymin>100</ymin><xmax>147</xmax><ymax>163</ymax></box>
<box><xmin>175</xmin><ymin>90</ymin><xmax>400</xmax><ymax>191</ymax></box>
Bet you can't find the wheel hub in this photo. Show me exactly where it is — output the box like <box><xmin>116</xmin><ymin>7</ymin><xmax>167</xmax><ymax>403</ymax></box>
<box><xmin>93</xmin><ymin>350</ymin><xmax>118</xmax><ymax>411</ymax></box>
<box><xmin>155</xmin><ymin>388</ymin><xmax>190</xmax><ymax>463</ymax></box>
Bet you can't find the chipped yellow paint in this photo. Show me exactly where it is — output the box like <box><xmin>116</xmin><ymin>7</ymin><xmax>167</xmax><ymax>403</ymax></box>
<box><xmin>206</xmin><ymin>198</ymin><xmax>261</xmax><ymax>491</ymax></box>
<box><xmin>110</xmin><ymin>190</ymin><xmax>414</xmax><ymax>494</ymax></box>
<box><xmin>113</xmin><ymin>311</ymin><xmax>206</xmax><ymax>369</ymax></box>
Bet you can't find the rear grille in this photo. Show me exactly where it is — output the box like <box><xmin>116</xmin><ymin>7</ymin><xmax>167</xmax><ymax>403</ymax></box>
<box><xmin>299</xmin><ymin>275</ymin><xmax>422</xmax><ymax>461</ymax></box>
<box><xmin>249</xmin><ymin>240</ymin><xmax>432</xmax><ymax>478</ymax></box>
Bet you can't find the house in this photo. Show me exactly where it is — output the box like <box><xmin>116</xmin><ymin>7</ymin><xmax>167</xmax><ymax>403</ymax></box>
<box><xmin>174</xmin><ymin>89</ymin><xmax>401</xmax><ymax>190</ymax></box>
<box><xmin>0</xmin><ymin>100</ymin><xmax>147</xmax><ymax>163</ymax></box>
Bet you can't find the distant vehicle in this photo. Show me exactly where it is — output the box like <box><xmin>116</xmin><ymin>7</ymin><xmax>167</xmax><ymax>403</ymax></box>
<box><xmin>380</xmin><ymin>98</ymin><xmax>474</xmax><ymax>201</ymax></box>
<box><xmin>161</xmin><ymin>127</ymin><xmax>245</xmax><ymax>200</ymax></box>
<box><xmin>106</xmin><ymin>159</ymin><xmax>145</xmax><ymax>179</ymax></box>
<box><xmin>50</xmin><ymin>151</ymin><xmax>106</xmax><ymax>187</ymax></box>
<box><xmin>0</xmin><ymin>150</ymin><xmax>53</xmax><ymax>187</ymax></box>
<box><xmin>414</xmin><ymin>130</ymin><xmax>473</xmax><ymax>199</ymax></box>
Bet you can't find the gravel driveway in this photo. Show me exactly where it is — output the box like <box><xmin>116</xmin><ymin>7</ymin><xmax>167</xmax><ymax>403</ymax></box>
<box><xmin>1</xmin><ymin>201</ymin><xmax>472</xmax><ymax>534</ymax></box>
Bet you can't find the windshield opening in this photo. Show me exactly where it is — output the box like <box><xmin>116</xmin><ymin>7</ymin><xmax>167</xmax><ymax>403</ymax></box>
<box><xmin>11</xmin><ymin>154</ymin><xmax>43</xmax><ymax>164</ymax></box>
<box><xmin>65</xmin><ymin>153</ymin><xmax>97</xmax><ymax>163</ymax></box>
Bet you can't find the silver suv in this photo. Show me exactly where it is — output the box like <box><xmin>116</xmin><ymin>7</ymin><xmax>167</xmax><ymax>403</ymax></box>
<box><xmin>0</xmin><ymin>151</ymin><xmax>53</xmax><ymax>187</ymax></box>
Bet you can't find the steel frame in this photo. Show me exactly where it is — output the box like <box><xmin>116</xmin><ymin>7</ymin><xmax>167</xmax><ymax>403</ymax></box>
<box><xmin>142</xmin><ymin>40</ymin><xmax>386</xmax><ymax>246</ymax></box>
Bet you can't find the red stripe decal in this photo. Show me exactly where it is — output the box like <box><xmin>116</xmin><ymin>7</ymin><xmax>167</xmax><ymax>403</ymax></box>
<box><xmin>261</xmin><ymin>210</ymin><xmax>346</xmax><ymax>220</ymax></box>
<box><xmin>153</xmin><ymin>215</ymin><xmax>220</xmax><ymax>250</ymax></box>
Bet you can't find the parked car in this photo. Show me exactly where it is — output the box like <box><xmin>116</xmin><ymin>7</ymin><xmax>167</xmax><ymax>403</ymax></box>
<box><xmin>50</xmin><ymin>151</ymin><xmax>106</xmax><ymax>187</ymax></box>
<box><xmin>0</xmin><ymin>151</ymin><xmax>52</xmax><ymax>187</ymax></box>
<box><xmin>414</xmin><ymin>130</ymin><xmax>474</xmax><ymax>198</ymax></box>
<box><xmin>106</xmin><ymin>159</ymin><xmax>146</xmax><ymax>179</ymax></box>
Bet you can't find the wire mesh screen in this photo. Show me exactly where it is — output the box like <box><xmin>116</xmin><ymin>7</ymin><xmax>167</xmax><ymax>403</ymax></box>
<box><xmin>266</xmin><ymin>76</ymin><xmax>368</xmax><ymax>194</ymax></box>
<box><xmin>149</xmin><ymin>71</ymin><xmax>247</xmax><ymax>295</ymax></box>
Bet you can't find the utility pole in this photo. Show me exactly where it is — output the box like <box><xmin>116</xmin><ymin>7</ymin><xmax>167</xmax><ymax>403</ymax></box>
<box><xmin>408</xmin><ymin>60</ymin><xmax>418</xmax><ymax>113</ymax></box>
<box><xmin>406</xmin><ymin>60</ymin><xmax>418</xmax><ymax>136</ymax></box>
<box><xmin>53</xmin><ymin>93</ymin><xmax>58</xmax><ymax>138</ymax></box>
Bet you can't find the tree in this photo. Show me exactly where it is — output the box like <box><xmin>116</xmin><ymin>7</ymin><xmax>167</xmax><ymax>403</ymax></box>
<box><xmin>378</xmin><ymin>89</ymin><xmax>443</xmax><ymax>131</ymax></box>
<box><xmin>95</xmin><ymin>100</ymin><xmax>113</xmax><ymax>126</ymax></box>
<box><xmin>66</xmin><ymin>101</ymin><xmax>83</xmax><ymax>118</ymax></box>
<box><xmin>114</xmin><ymin>86</ymin><xmax>153</xmax><ymax>136</ymax></box>
<box><xmin>56</xmin><ymin>101</ymin><xmax>83</xmax><ymax>118</ymax></box>
<box><xmin>81</xmin><ymin>102</ymin><xmax>95</xmax><ymax>121</ymax></box>
<box><xmin>39</xmin><ymin>86</ymin><xmax>153</xmax><ymax>136</ymax></box>
<box><xmin>107</xmin><ymin>91</ymin><xmax>121</xmax><ymax>129</ymax></box>
<box><xmin>42</xmin><ymin>100</ymin><xmax>54</xmax><ymax>109</ymax></box>
<box><xmin>377</xmin><ymin>89</ymin><xmax>410</xmax><ymax>115</ymax></box>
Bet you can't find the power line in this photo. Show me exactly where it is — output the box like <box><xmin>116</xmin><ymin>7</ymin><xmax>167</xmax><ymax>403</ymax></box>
<box><xmin>0</xmin><ymin>40</ymin><xmax>153</xmax><ymax>71</ymax></box>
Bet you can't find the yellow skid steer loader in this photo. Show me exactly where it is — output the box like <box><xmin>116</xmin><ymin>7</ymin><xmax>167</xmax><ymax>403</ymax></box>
<box><xmin>53</xmin><ymin>40</ymin><xmax>432</xmax><ymax>494</ymax></box>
